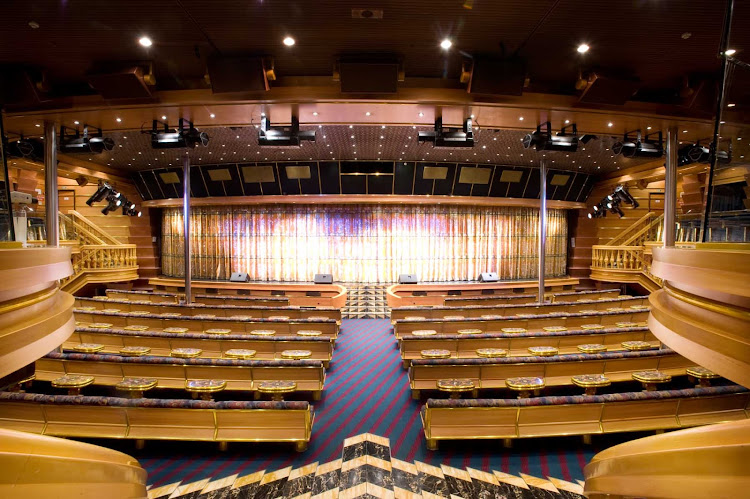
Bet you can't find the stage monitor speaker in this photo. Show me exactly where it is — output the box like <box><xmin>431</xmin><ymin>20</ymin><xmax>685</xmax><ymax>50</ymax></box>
<box><xmin>479</xmin><ymin>272</ymin><xmax>499</xmax><ymax>282</ymax></box>
<box><xmin>314</xmin><ymin>273</ymin><xmax>333</xmax><ymax>284</ymax></box>
<box><xmin>399</xmin><ymin>274</ymin><xmax>418</xmax><ymax>284</ymax></box>
<box><xmin>229</xmin><ymin>272</ymin><xmax>250</xmax><ymax>282</ymax></box>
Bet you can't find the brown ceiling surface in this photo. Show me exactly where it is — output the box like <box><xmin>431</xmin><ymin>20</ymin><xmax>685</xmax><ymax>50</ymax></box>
<box><xmin>1</xmin><ymin>0</ymin><xmax>749</xmax><ymax>99</ymax></box>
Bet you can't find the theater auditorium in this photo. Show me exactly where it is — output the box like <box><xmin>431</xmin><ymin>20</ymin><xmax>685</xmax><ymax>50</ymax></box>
<box><xmin>0</xmin><ymin>1</ymin><xmax>748</xmax><ymax>498</ymax></box>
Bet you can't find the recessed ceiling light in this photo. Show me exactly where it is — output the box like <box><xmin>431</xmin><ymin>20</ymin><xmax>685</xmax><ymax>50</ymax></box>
<box><xmin>519</xmin><ymin>116</ymin><xmax>524</xmax><ymax>121</ymax></box>
<box><xmin>210</xmin><ymin>113</ymin><xmax>215</xmax><ymax>118</ymax></box>
<box><xmin>139</xmin><ymin>36</ymin><xmax>153</xmax><ymax>47</ymax></box>
<box><xmin>682</xmin><ymin>130</ymin><xmax>688</xmax><ymax>133</ymax></box>
<box><xmin>647</xmin><ymin>126</ymin><xmax>652</xmax><ymax>130</ymax></box>
<box><xmin>725</xmin><ymin>49</ymin><xmax>737</xmax><ymax>56</ymax></box>
<box><xmin>349</xmin><ymin>125</ymin><xmax>353</xmax><ymax>129</ymax></box>
<box><xmin>35</xmin><ymin>123</ymin><xmax>40</xmax><ymax>127</ymax></box>
<box><xmin>73</xmin><ymin>120</ymin><xmax>80</xmax><ymax>125</ymax></box>
<box><xmin>312</xmin><ymin>111</ymin><xmax>318</xmax><ymax>116</ymax></box>
<box><xmin>116</xmin><ymin>118</ymin><xmax>122</xmax><ymax>123</ymax></box>
<box><xmin>440</xmin><ymin>39</ymin><xmax>452</xmax><ymax>50</ymax></box>
<box><xmin>727</xmin><ymin>103</ymin><xmax>736</xmax><ymax>107</ymax></box>
<box><xmin>577</xmin><ymin>43</ymin><xmax>590</xmax><ymax>54</ymax></box>
<box><xmin>564</xmin><ymin>119</ymin><xmax>570</xmax><ymax>124</ymax></box>
<box><xmin>28</xmin><ymin>21</ymin><xmax>39</xmax><ymax>29</ymax></box>
<box><xmin>283</xmin><ymin>36</ymin><xmax>295</xmax><ymax>46</ymax></box>
<box><xmin>365</xmin><ymin>111</ymin><xmax>371</xmax><ymax>116</ymax></box>
<box><xmin>607</xmin><ymin>122</ymin><xmax>613</xmax><ymax>127</ymax></box>
<box><xmin>381</xmin><ymin>125</ymin><xmax>386</xmax><ymax>129</ymax></box>
<box><xmin>418</xmin><ymin>112</ymin><xmax>424</xmax><ymax>117</ymax></box>
<box><xmin>161</xmin><ymin>115</ymin><xmax>167</xmax><ymax>120</ymax></box>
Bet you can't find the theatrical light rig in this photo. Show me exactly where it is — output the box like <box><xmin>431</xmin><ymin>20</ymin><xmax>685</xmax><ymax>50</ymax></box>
<box><xmin>523</xmin><ymin>121</ymin><xmax>579</xmax><ymax>152</ymax></box>
<box><xmin>59</xmin><ymin>124</ymin><xmax>115</xmax><ymax>154</ymax></box>
<box><xmin>678</xmin><ymin>141</ymin><xmax>732</xmax><ymax>166</ymax></box>
<box><xmin>587</xmin><ymin>185</ymin><xmax>638</xmax><ymax>219</ymax></box>
<box><xmin>418</xmin><ymin>117</ymin><xmax>474</xmax><ymax>148</ymax></box>
<box><xmin>611</xmin><ymin>130</ymin><xmax>664</xmax><ymax>158</ymax></box>
<box><xmin>86</xmin><ymin>182</ymin><xmax>141</xmax><ymax>217</ymax></box>
<box><xmin>144</xmin><ymin>118</ymin><xmax>210</xmax><ymax>149</ymax></box>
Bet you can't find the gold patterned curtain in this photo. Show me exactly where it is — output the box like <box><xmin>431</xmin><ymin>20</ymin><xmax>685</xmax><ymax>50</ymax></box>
<box><xmin>161</xmin><ymin>204</ymin><xmax>568</xmax><ymax>282</ymax></box>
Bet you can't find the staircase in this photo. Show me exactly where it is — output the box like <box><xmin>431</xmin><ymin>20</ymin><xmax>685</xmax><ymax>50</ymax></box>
<box><xmin>590</xmin><ymin>213</ymin><xmax>665</xmax><ymax>292</ymax></box>
<box><xmin>57</xmin><ymin>210</ymin><xmax>139</xmax><ymax>293</ymax></box>
<box><xmin>147</xmin><ymin>433</ymin><xmax>584</xmax><ymax>498</ymax></box>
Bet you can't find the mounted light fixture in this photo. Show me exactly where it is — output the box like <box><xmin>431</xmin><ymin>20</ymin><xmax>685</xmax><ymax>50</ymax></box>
<box><xmin>258</xmin><ymin>116</ymin><xmax>316</xmax><ymax>147</ymax></box>
<box><xmin>145</xmin><ymin>118</ymin><xmax>209</xmax><ymax>149</ymax></box>
<box><xmin>418</xmin><ymin>117</ymin><xmax>474</xmax><ymax>148</ymax></box>
<box><xmin>587</xmin><ymin>185</ymin><xmax>637</xmax><ymax>219</ymax></box>
<box><xmin>86</xmin><ymin>182</ymin><xmax>113</xmax><ymax>206</ymax></box>
<box><xmin>611</xmin><ymin>130</ymin><xmax>663</xmax><ymax>158</ymax></box>
<box><xmin>678</xmin><ymin>141</ymin><xmax>732</xmax><ymax>166</ymax></box>
<box><xmin>522</xmin><ymin>121</ymin><xmax>579</xmax><ymax>152</ymax></box>
<box><xmin>60</xmin><ymin>125</ymin><xmax>115</xmax><ymax>154</ymax></box>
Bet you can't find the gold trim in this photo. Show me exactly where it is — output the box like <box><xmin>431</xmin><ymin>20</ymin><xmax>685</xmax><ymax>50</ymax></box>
<box><xmin>0</xmin><ymin>284</ymin><xmax>59</xmax><ymax>315</ymax></box>
<box><xmin>663</xmin><ymin>282</ymin><xmax>750</xmax><ymax>321</ymax></box>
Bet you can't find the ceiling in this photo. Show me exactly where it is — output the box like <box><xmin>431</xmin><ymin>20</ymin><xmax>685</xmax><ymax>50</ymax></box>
<box><xmin>1</xmin><ymin>0</ymin><xmax>748</xmax><ymax>102</ymax></box>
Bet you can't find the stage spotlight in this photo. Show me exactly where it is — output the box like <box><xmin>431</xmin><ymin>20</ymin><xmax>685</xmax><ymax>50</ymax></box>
<box><xmin>146</xmin><ymin>118</ymin><xmax>210</xmax><ymax>149</ymax></box>
<box><xmin>613</xmin><ymin>185</ymin><xmax>639</xmax><ymax>208</ymax></box>
<box><xmin>579</xmin><ymin>134</ymin><xmax>598</xmax><ymax>144</ymax></box>
<box><xmin>678</xmin><ymin>141</ymin><xmax>732</xmax><ymax>166</ymax></box>
<box><xmin>101</xmin><ymin>194</ymin><xmax>120</xmax><ymax>215</ymax></box>
<box><xmin>86</xmin><ymin>182</ymin><xmax>112</xmax><ymax>206</ymax></box>
<box><xmin>611</xmin><ymin>130</ymin><xmax>663</xmax><ymax>158</ymax></box>
<box><xmin>522</xmin><ymin>122</ymin><xmax>579</xmax><ymax>152</ymax></box>
<box><xmin>60</xmin><ymin>125</ymin><xmax>115</xmax><ymax>154</ymax></box>
<box><xmin>259</xmin><ymin>115</ymin><xmax>316</xmax><ymax>147</ymax></box>
<box><xmin>418</xmin><ymin>117</ymin><xmax>474</xmax><ymax>148</ymax></box>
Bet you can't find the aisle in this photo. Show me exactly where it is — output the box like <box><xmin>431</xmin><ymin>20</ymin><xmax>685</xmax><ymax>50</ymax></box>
<box><xmin>139</xmin><ymin>319</ymin><xmax>596</xmax><ymax>488</ymax></box>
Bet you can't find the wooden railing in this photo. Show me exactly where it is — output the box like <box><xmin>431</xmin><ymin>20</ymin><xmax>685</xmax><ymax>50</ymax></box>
<box><xmin>591</xmin><ymin>245</ymin><xmax>648</xmax><ymax>271</ymax></box>
<box><xmin>606</xmin><ymin>212</ymin><xmax>658</xmax><ymax>246</ymax></box>
<box><xmin>60</xmin><ymin>245</ymin><xmax>138</xmax><ymax>290</ymax></box>
<box><xmin>65</xmin><ymin>210</ymin><xmax>122</xmax><ymax>245</ymax></box>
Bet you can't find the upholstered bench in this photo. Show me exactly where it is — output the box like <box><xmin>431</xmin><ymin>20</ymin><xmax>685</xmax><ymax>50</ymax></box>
<box><xmin>0</xmin><ymin>391</ymin><xmax>314</xmax><ymax>451</ymax></box>
<box><xmin>421</xmin><ymin>384</ymin><xmax>749</xmax><ymax>450</ymax></box>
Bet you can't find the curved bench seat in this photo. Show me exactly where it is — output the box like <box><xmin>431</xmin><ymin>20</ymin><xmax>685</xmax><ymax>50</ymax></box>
<box><xmin>0</xmin><ymin>392</ymin><xmax>313</xmax><ymax>450</ymax></box>
<box><xmin>74</xmin><ymin>310</ymin><xmax>339</xmax><ymax>338</ymax></box>
<box><xmin>441</xmin><ymin>289</ymin><xmax>621</xmax><ymax>307</ymax></box>
<box><xmin>399</xmin><ymin>326</ymin><xmax>657</xmax><ymax>367</ymax></box>
<box><xmin>106</xmin><ymin>289</ymin><xmax>291</xmax><ymax>306</ymax></box>
<box><xmin>394</xmin><ymin>308</ymin><xmax>649</xmax><ymax>338</ymax></box>
<box><xmin>421</xmin><ymin>385</ymin><xmax>750</xmax><ymax>449</ymax></box>
<box><xmin>409</xmin><ymin>348</ymin><xmax>692</xmax><ymax>397</ymax></box>
<box><xmin>36</xmin><ymin>352</ymin><xmax>326</xmax><ymax>396</ymax></box>
<box><xmin>66</xmin><ymin>327</ymin><xmax>334</xmax><ymax>366</ymax></box>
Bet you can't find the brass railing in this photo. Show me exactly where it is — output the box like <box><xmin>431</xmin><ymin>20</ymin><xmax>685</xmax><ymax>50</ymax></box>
<box><xmin>606</xmin><ymin>212</ymin><xmax>658</xmax><ymax>246</ymax></box>
<box><xmin>60</xmin><ymin>244</ymin><xmax>138</xmax><ymax>289</ymax></box>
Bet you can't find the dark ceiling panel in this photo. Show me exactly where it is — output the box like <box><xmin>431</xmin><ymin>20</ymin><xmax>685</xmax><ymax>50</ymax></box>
<box><xmin>367</xmin><ymin>174</ymin><xmax>394</xmax><ymax>195</ymax></box>
<box><xmin>319</xmin><ymin>162</ymin><xmax>340</xmax><ymax>194</ymax></box>
<box><xmin>340</xmin><ymin>174</ymin><xmax>366</xmax><ymax>195</ymax></box>
<box><xmin>393</xmin><ymin>162</ymin><xmax>414</xmax><ymax>195</ymax></box>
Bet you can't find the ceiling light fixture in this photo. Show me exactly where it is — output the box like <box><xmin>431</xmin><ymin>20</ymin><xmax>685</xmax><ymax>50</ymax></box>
<box><xmin>727</xmin><ymin>103</ymin><xmax>736</xmax><ymax>107</ymax></box>
<box><xmin>577</xmin><ymin>43</ymin><xmax>590</xmax><ymax>54</ymax></box>
<box><xmin>283</xmin><ymin>36</ymin><xmax>295</xmax><ymax>46</ymax></box>
<box><xmin>73</xmin><ymin>120</ymin><xmax>80</xmax><ymax>125</ymax></box>
<box><xmin>440</xmin><ymin>39</ymin><xmax>452</xmax><ymax>50</ymax></box>
<box><xmin>115</xmin><ymin>118</ymin><xmax>122</xmax><ymax>123</ymax></box>
<box><xmin>209</xmin><ymin>113</ymin><xmax>215</xmax><ymax>119</ymax></box>
<box><xmin>607</xmin><ymin>122</ymin><xmax>613</xmax><ymax>127</ymax></box>
<box><xmin>138</xmin><ymin>36</ymin><xmax>153</xmax><ymax>47</ymax></box>
<box><xmin>612</xmin><ymin>130</ymin><xmax>663</xmax><ymax>158</ymax></box>
<box><xmin>365</xmin><ymin>111</ymin><xmax>371</xmax><ymax>116</ymax></box>
<box><xmin>725</xmin><ymin>49</ymin><xmax>736</xmax><ymax>56</ymax></box>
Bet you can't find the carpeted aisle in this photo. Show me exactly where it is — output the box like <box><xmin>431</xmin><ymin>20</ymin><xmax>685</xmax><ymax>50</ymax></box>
<box><xmin>137</xmin><ymin>319</ymin><xmax>597</xmax><ymax>487</ymax></box>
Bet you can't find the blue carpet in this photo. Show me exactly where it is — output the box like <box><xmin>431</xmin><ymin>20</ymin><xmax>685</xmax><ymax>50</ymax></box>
<box><xmin>131</xmin><ymin>319</ymin><xmax>598</xmax><ymax>487</ymax></box>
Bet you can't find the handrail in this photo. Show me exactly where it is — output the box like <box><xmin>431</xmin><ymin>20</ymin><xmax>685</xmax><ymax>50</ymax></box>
<box><xmin>620</xmin><ymin>213</ymin><xmax>664</xmax><ymax>246</ymax></box>
<box><xmin>60</xmin><ymin>244</ymin><xmax>138</xmax><ymax>290</ymax></box>
<box><xmin>67</xmin><ymin>210</ymin><xmax>122</xmax><ymax>245</ymax></box>
<box><xmin>606</xmin><ymin>212</ymin><xmax>656</xmax><ymax>246</ymax></box>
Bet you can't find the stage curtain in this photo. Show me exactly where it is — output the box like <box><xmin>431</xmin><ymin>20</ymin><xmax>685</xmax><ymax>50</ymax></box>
<box><xmin>161</xmin><ymin>204</ymin><xmax>568</xmax><ymax>283</ymax></box>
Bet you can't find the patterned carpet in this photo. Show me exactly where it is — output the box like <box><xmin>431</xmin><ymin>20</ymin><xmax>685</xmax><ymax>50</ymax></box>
<box><xmin>342</xmin><ymin>285</ymin><xmax>390</xmax><ymax>319</ymax></box>
<box><xmin>101</xmin><ymin>319</ymin><xmax>610</xmax><ymax>488</ymax></box>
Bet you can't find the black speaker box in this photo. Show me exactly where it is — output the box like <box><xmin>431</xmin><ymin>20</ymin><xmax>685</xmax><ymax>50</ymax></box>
<box><xmin>0</xmin><ymin>67</ymin><xmax>44</xmax><ymax>106</ymax></box>
<box><xmin>468</xmin><ymin>57</ymin><xmax>526</xmax><ymax>96</ymax></box>
<box><xmin>479</xmin><ymin>272</ymin><xmax>499</xmax><ymax>282</ymax></box>
<box><xmin>207</xmin><ymin>57</ymin><xmax>269</xmax><ymax>94</ymax></box>
<box><xmin>314</xmin><ymin>273</ymin><xmax>333</xmax><ymax>284</ymax></box>
<box><xmin>398</xmin><ymin>274</ymin><xmax>418</xmax><ymax>284</ymax></box>
<box><xmin>340</xmin><ymin>60</ymin><xmax>399</xmax><ymax>93</ymax></box>
<box><xmin>229</xmin><ymin>272</ymin><xmax>250</xmax><ymax>282</ymax></box>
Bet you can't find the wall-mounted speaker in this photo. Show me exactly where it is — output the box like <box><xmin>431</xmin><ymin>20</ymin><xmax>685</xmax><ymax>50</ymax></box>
<box><xmin>479</xmin><ymin>272</ymin><xmax>499</xmax><ymax>282</ymax></box>
<box><xmin>229</xmin><ymin>272</ymin><xmax>250</xmax><ymax>282</ymax></box>
<box><xmin>398</xmin><ymin>274</ymin><xmax>418</xmax><ymax>284</ymax></box>
<box><xmin>314</xmin><ymin>273</ymin><xmax>333</xmax><ymax>284</ymax></box>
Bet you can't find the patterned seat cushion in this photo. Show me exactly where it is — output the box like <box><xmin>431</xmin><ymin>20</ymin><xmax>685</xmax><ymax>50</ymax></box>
<box><xmin>402</xmin><ymin>325</ymin><xmax>648</xmax><ymax>341</ymax></box>
<box><xmin>74</xmin><ymin>326</ymin><xmax>332</xmax><ymax>342</ymax></box>
<box><xmin>410</xmin><ymin>348</ymin><xmax>673</xmax><ymax>366</ymax></box>
<box><xmin>50</xmin><ymin>351</ymin><xmax>321</xmax><ymax>367</ymax></box>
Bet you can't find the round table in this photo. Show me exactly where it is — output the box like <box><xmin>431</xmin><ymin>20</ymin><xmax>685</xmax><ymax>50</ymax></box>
<box><xmin>686</xmin><ymin>366</ymin><xmax>720</xmax><ymax>387</ymax></box>
<box><xmin>70</xmin><ymin>343</ymin><xmax>105</xmax><ymax>354</ymax></box>
<box><xmin>501</xmin><ymin>328</ymin><xmax>527</xmax><ymax>334</ymax></box>
<box><xmin>205</xmin><ymin>328</ymin><xmax>232</xmax><ymax>335</ymax></box>
<box><xmin>476</xmin><ymin>348</ymin><xmax>508</xmax><ymax>358</ymax></box>
<box><xmin>103</xmin><ymin>308</ymin><xmax>121</xmax><ymax>313</ymax></box>
<box><xmin>119</xmin><ymin>346</ymin><xmax>151</xmax><ymax>357</ymax></box>
<box><xmin>171</xmin><ymin>348</ymin><xmax>202</xmax><ymax>359</ymax></box>
<box><xmin>622</xmin><ymin>341</ymin><xmax>655</xmax><ymax>352</ymax></box>
<box><xmin>185</xmin><ymin>379</ymin><xmax>227</xmax><ymax>400</ymax></box>
<box><xmin>130</xmin><ymin>311</ymin><xmax>151</xmax><ymax>316</ymax></box>
<box><xmin>411</xmin><ymin>330</ymin><xmax>437</xmax><ymax>337</ymax></box>
<box><xmin>251</xmin><ymin>330</ymin><xmax>276</xmax><ymax>336</ymax></box>
<box><xmin>257</xmin><ymin>380</ymin><xmax>297</xmax><ymax>401</ymax></box>
<box><xmin>615</xmin><ymin>322</ymin><xmax>640</xmax><ymax>328</ymax></box>
<box><xmin>405</xmin><ymin>316</ymin><xmax>426</xmax><ymax>321</ymax></box>
<box><xmin>542</xmin><ymin>326</ymin><xmax>567</xmax><ymax>332</ymax></box>
<box><xmin>307</xmin><ymin>316</ymin><xmax>330</xmax><ymax>321</ymax></box>
<box><xmin>123</xmin><ymin>325</ymin><xmax>150</xmax><ymax>332</ymax></box>
<box><xmin>436</xmin><ymin>378</ymin><xmax>476</xmax><ymax>399</ymax></box>
<box><xmin>281</xmin><ymin>349</ymin><xmax>312</xmax><ymax>360</ymax></box>
<box><xmin>116</xmin><ymin>377</ymin><xmax>158</xmax><ymax>398</ymax></box>
<box><xmin>51</xmin><ymin>375</ymin><xmax>95</xmax><ymax>395</ymax></box>
<box><xmin>506</xmin><ymin>376</ymin><xmax>545</xmax><ymax>398</ymax></box>
<box><xmin>74</xmin><ymin>306</ymin><xmax>97</xmax><ymax>312</ymax></box>
<box><xmin>10</xmin><ymin>373</ymin><xmax>35</xmax><ymax>392</ymax></box>
<box><xmin>571</xmin><ymin>374</ymin><xmax>611</xmax><ymax>395</ymax></box>
<box><xmin>456</xmin><ymin>328</ymin><xmax>483</xmax><ymax>335</ymax></box>
<box><xmin>194</xmin><ymin>314</ymin><xmax>216</xmax><ymax>319</ymax></box>
<box><xmin>268</xmin><ymin>316</ymin><xmax>290</xmax><ymax>321</ymax></box>
<box><xmin>229</xmin><ymin>315</ymin><xmax>254</xmax><ymax>320</ymax></box>
<box><xmin>528</xmin><ymin>346</ymin><xmax>559</xmax><ymax>357</ymax></box>
<box><xmin>443</xmin><ymin>315</ymin><xmax>465</xmax><ymax>320</ymax></box>
<box><xmin>420</xmin><ymin>349</ymin><xmax>451</xmax><ymax>360</ymax></box>
<box><xmin>224</xmin><ymin>349</ymin><xmax>257</xmax><ymax>360</ymax></box>
<box><xmin>481</xmin><ymin>315</ymin><xmax>503</xmax><ymax>320</ymax></box>
<box><xmin>88</xmin><ymin>323</ymin><xmax>113</xmax><ymax>329</ymax></box>
<box><xmin>580</xmin><ymin>324</ymin><xmax>605</xmax><ymax>330</ymax></box>
<box><xmin>296</xmin><ymin>330</ymin><xmax>322</xmax><ymax>337</ymax></box>
<box><xmin>164</xmin><ymin>327</ymin><xmax>189</xmax><ymax>334</ymax></box>
<box><xmin>161</xmin><ymin>313</ymin><xmax>182</xmax><ymax>317</ymax></box>
<box><xmin>632</xmin><ymin>370</ymin><xmax>672</xmax><ymax>391</ymax></box>
<box><xmin>577</xmin><ymin>343</ymin><xmax>607</xmax><ymax>354</ymax></box>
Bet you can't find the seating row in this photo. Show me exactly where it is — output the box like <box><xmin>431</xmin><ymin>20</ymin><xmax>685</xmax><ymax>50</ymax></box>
<box><xmin>0</xmin><ymin>391</ymin><xmax>314</xmax><ymax>451</ymax></box>
<box><xmin>68</xmin><ymin>327</ymin><xmax>334</xmax><ymax>366</ymax></box>
<box><xmin>408</xmin><ymin>348</ymin><xmax>691</xmax><ymax>398</ymax></box>
<box><xmin>76</xmin><ymin>296</ymin><xmax>342</xmax><ymax>322</ymax></box>
<box><xmin>391</xmin><ymin>295</ymin><xmax>648</xmax><ymax>322</ymax></box>
<box><xmin>399</xmin><ymin>325</ymin><xmax>656</xmax><ymax>366</ymax></box>
<box><xmin>73</xmin><ymin>309</ymin><xmax>339</xmax><ymax>338</ymax></box>
<box><xmin>420</xmin><ymin>385</ymin><xmax>749</xmax><ymax>450</ymax></box>
<box><xmin>108</xmin><ymin>289</ymin><xmax>290</xmax><ymax>306</ymax></box>
<box><xmin>443</xmin><ymin>288</ymin><xmax>622</xmax><ymax>307</ymax></box>
<box><xmin>393</xmin><ymin>308</ymin><xmax>650</xmax><ymax>338</ymax></box>
<box><xmin>37</xmin><ymin>351</ymin><xmax>326</xmax><ymax>399</ymax></box>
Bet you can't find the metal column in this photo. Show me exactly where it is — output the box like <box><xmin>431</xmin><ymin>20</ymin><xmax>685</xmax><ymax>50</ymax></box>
<box><xmin>44</xmin><ymin>121</ymin><xmax>58</xmax><ymax>247</ymax></box>
<box><xmin>0</xmin><ymin>108</ymin><xmax>15</xmax><ymax>241</ymax></box>
<box><xmin>664</xmin><ymin>127</ymin><xmax>678</xmax><ymax>247</ymax></box>
<box><xmin>183</xmin><ymin>153</ymin><xmax>192</xmax><ymax>303</ymax></box>
<box><xmin>538</xmin><ymin>159</ymin><xmax>547</xmax><ymax>303</ymax></box>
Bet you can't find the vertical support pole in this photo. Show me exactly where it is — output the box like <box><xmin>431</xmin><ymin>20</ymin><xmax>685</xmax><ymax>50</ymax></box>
<box><xmin>702</xmin><ymin>0</ymin><xmax>734</xmax><ymax>242</ymax></box>
<box><xmin>183</xmin><ymin>153</ymin><xmax>192</xmax><ymax>303</ymax></box>
<box><xmin>0</xmin><ymin>108</ymin><xmax>15</xmax><ymax>241</ymax></box>
<box><xmin>44</xmin><ymin>121</ymin><xmax>59</xmax><ymax>247</ymax></box>
<box><xmin>538</xmin><ymin>159</ymin><xmax>547</xmax><ymax>304</ymax></box>
<box><xmin>664</xmin><ymin>127</ymin><xmax>678</xmax><ymax>247</ymax></box>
